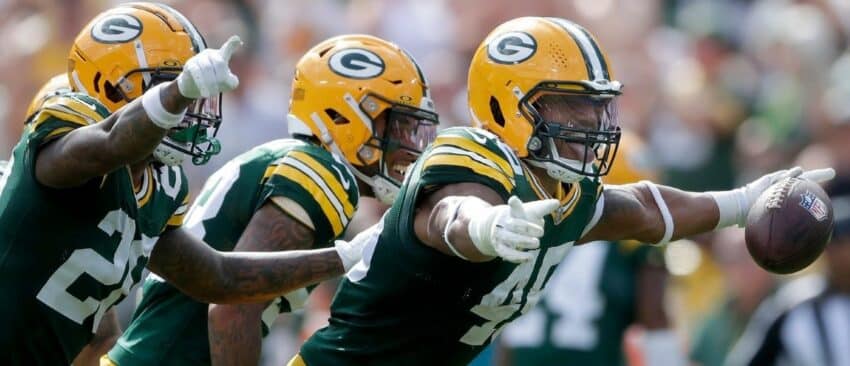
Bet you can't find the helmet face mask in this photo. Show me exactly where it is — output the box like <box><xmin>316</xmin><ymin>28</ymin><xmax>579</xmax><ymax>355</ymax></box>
<box><xmin>115</xmin><ymin>68</ymin><xmax>223</xmax><ymax>166</ymax></box>
<box><xmin>357</xmin><ymin>95</ymin><xmax>438</xmax><ymax>184</ymax></box>
<box><xmin>521</xmin><ymin>81</ymin><xmax>621</xmax><ymax>180</ymax></box>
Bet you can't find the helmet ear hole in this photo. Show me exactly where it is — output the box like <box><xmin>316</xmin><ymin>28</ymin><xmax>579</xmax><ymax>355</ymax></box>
<box><xmin>325</xmin><ymin>109</ymin><xmax>348</xmax><ymax>124</ymax></box>
<box><xmin>489</xmin><ymin>96</ymin><xmax>506</xmax><ymax>127</ymax></box>
<box><xmin>93</xmin><ymin>72</ymin><xmax>102</xmax><ymax>93</ymax></box>
<box><xmin>103</xmin><ymin>81</ymin><xmax>125</xmax><ymax>104</ymax></box>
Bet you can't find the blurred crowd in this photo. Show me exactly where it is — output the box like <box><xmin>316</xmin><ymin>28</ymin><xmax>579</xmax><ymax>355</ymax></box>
<box><xmin>2</xmin><ymin>0</ymin><xmax>849</xmax><ymax>365</ymax></box>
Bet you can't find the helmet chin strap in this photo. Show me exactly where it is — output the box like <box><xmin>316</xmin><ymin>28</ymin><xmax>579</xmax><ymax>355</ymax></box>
<box><xmin>526</xmin><ymin>137</ymin><xmax>585</xmax><ymax>184</ymax></box>
<box><xmin>327</xmin><ymin>136</ymin><xmax>400</xmax><ymax>205</ymax></box>
<box><xmin>153</xmin><ymin>143</ymin><xmax>187</xmax><ymax>166</ymax></box>
<box><xmin>350</xmin><ymin>167</ymin><xmax>399</xmax><ymax>205</ymax></box>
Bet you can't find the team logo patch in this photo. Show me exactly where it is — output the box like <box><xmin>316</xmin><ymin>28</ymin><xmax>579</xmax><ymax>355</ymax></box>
<box><xmin>487</xmin><ymin>31</ymin><xmax>537</xmax><ymax>64</ymax></box>
<box><xmin>799</xmin><ymin>190</ymin><xmax>828</xmax><ymax>221</ymax></box>
<box><xmin>328</xmin><ymin>48</ymin><xmax>385</xmax><ymax>79</ymax></box>
<box><xmin>91</xmin><ymin>14</ymin><xmax>143</xmax><ymax>44</ymax></box>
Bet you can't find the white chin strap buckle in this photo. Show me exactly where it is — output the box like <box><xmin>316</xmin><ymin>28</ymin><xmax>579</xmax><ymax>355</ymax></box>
<box><xmin>371</xmin><ymin>176</ymin><xmax>399</xmax><ymax>205</ymax></box>
<box><xmin>528</xmin><ymin>159</ymin><xmax>585</xmax><ymax>184</ymax></box>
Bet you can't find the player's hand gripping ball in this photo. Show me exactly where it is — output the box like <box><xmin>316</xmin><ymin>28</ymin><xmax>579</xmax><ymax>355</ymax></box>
<box><xmin>745</xmin><ymin>171</ymin><xmax>835</xmax><ymax>274</ymax></box>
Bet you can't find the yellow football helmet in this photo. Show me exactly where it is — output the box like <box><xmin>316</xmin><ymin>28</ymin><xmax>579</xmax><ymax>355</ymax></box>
<box><xmin>288</xmin><ymin>34</ymin><xmax>439</xmax><ymax>204</ymax></box>
<box><xmin>468</xmin><ymin>17</ymin><xmax>622</xmax><ymax>183</ymax></box>
<box><xmin>68</xmin><ymin>2</ymin><xmax>221</xmax><ymax>165</ymax></box>
<box><xmin>25</xmin><ymin>74</ymin><xmax>72</xmax><ymax>122</ymax></box>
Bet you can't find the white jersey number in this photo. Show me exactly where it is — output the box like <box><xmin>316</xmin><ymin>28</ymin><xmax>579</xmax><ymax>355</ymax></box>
<box><xmin>184</xmin><ymin>160</ymin><xmax>241</xmax><ymax>239</ymax></box>
<box><xmin>36</xmin><ymin>209</ymin><xmax>156</xmax><ymax>332</ymax></box>
<box><xmin>460</xmin><ymin>241</ymin><xmax>573</xmax><ymax>346</ymax></box>
<box><xmin>503</xmin><ymin>243</ymin><xmax>608</xmax><ymax>349</ymax></box>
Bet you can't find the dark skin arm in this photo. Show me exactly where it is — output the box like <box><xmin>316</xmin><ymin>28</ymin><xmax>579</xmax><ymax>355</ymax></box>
<box><xmin>580</xmin><ymin>183</ymin><xmax>720</xmax><ymax>244</ymax></box>
<box><xmin>207</xmin><ymin>202</ymin><xmax>315</xmax><ymax>366</ymax></box>
<box><xmin>414</xmin><ymin>182</ymin><xmax>505</xmax><ymax>262</ymax></box>
<box><xmin>35</xmin><ymin>81</ymin><xmax>191</xmax><ymax>188</ymax></box>
<box><xmin>207</xmin><ymin>198</ymin><xmax>390</xmax><ymax>365</ymax></box>
<box><xmin>71</xmin><ymin>309</ymin><xmax>120</xmax><ymax>366</ymax></box>
<box><xmin>146</xmin><ymin>225</ymin><xmax>343</xmax><ymax>304</ymax></box>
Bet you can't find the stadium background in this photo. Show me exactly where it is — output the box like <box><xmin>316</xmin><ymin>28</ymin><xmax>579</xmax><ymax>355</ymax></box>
<box><xmin>1</xmin><ymin>0</ymin><xmax>848</xmax><ymax>364</ymax></box>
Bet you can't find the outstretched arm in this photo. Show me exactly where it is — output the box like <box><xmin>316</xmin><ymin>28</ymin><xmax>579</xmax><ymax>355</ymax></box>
<box><xmin>414</xmin><ymin>182</ymin><xmax>559</xmax><ymax>263</ymax></box>
<box><xmin>147</xmin><ymin>226</ymin><xmax>343</xmax><ymax>304</ymax></box>
<box><xmin>580</xmin><ymin>167</ymin><xmax>835</xmax><ymax>244</ymax></box>
<box><xmin>415</xmin><ymin>182</ymin><xmax>505</xmax><ymax>262</ymax></box>
<box><xmin>579</xmin><ymin>183</ymin><xmax>718</xmax><ymax>244</ymax></box>
<box><xmin>207</xmin><ymin>202</ymin><xmax>315</xmax><ymax>366</ymax></box>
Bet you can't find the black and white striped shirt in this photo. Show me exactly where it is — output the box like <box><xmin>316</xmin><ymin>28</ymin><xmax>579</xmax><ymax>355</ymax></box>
<box><xmin>726</xmin><ymin>276</ymin><xmax>850</xmax><ymax>366</ymax></box>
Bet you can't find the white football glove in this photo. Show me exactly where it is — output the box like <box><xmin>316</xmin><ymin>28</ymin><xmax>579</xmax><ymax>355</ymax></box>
<box><xmin>177</xmin><ymin>35</ymin><xmax>243</xmax><ymax>99</ymax></box>
<box><xmin>334</xmin><ymin>223</ymin><xmax>382</xmax><ymax>272</ymax></box>
<box><xmin>710</xmin><ymin>167</ymin><xmax>835</xmax><ymax>228</ymax></box>
<box><xmin>467</xmin><ymin>196</ymin><xmax>559</xmax><ymax>263</ymax></box>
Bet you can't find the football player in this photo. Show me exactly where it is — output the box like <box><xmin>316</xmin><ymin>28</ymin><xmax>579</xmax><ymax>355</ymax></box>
<box><xmin>105</xmin><ymin>35</ymin><xmax>438</xmax><ymax>366</ymax></box>
<box><xmin>0</xmin><ymin>4</ymin><xmax>369</xmax><ymax>365</ymax></box>
<box><xmin>292</xmin><ymin>17</ymin><xmax>834</xmax><ymax>366</ymax></box>
<box><xmin>497</xmin><ymin>132</ymin><xmax>684</xmax><ymax>366</ymax></box>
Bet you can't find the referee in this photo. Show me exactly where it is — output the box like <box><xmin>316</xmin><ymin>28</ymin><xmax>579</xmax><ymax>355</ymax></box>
<box><xmin>726</xmin><ymin>195</ymin><xmax>850</xmax><ymax>366</ymax></box>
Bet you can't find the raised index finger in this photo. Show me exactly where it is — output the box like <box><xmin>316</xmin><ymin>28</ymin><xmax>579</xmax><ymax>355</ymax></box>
<box><xmin>219</xmin><ymin>35</ymin><xmax>243</xmax><ymax>62</ymax></box>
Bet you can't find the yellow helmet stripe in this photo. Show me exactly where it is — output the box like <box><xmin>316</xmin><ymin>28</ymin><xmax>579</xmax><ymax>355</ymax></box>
<box><xmin>545</xmin><ymin>17</ymin><xmax>610</xmax><ymax>81</ymax></box>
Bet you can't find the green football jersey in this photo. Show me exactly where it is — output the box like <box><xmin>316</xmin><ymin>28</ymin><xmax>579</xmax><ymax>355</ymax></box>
<box><xmin>109</xmin><ymin>139</ymin><xmax>359</xmax><ymax>366</ymax></box>
<box><xmin>0</xmin><ymin>93</ymin><xmax>189</xmax><ymax>365</ymax></box>
<box><xmin>501</xmin><ymin>241</ymin><xmax>656</xmax><ymax>365</ymax></box>
<box><xmin>300</xmin><ymin>127</ymin><xmax>604</xmax><ymax>366</ymax></box>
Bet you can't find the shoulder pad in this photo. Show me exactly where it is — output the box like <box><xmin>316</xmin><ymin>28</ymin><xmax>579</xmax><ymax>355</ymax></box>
<box><xmin>31</xmin><ymin>93</ymin><xmax>110</xmax><ymax>130</ymax></box>
<box><xmin>427</xmin><ymin>127</ymin><xmax>523</xmax><ymax>177</ymax></box>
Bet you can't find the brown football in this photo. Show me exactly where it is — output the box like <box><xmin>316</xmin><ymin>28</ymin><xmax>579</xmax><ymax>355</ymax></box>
<box><xmin>745</xmin><ymin>177</ymin><xmax>834</xmax><ymax>274</ymax></box>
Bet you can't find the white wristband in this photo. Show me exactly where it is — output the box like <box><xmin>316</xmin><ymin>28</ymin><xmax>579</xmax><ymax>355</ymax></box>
<box><xmin>141</xmin><ymin>83</ymin><xmax>187</xmax><ymax>130</ymax></box>
<box><xmin>641</xmin><ymin>181</ymin><xmax>674</xmax><ymax>245</ymax></box>
<box><xmin>442</xmin><ymin>198</ymin><xmax>470</xmax><ymax>261</ymax></box>
<box><xmin>708</xmin><ymin>188</ymin><xmax>747</xmax><ymax>229</ymax></box>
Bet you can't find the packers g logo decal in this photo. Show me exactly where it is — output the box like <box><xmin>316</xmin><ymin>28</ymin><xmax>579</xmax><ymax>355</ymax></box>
<box><xmin>488</xmin><ymin>32</ymin><xmax>537</xmax><ymax>64</ymax></box>
<box><xmin>329</xmin><ymin>48</ymin><xmax>385</xmax><ymax>79</ymax></box>
<box><xmin>91</xmin><ymin>14</ymin><xmax>143</xmax><ymax>44</ymax></box>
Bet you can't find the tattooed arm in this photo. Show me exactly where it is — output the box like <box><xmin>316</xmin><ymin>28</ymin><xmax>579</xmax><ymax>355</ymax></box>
<box><xmin>147</xmin><ymin>214</ymin><xmax>343</xmax><ymax>304</ymax></box>
<box><xmin>36</xmin><ymin>81</ymin><xmax>192</xmax><ymax>188</ymax></box>
<box><xmin>206</xmin><ymin>202</ymin><xmax>315</xmax><ymax>366</ymax></box>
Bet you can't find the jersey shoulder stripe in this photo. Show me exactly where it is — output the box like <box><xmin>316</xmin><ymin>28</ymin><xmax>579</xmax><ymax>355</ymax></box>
<box><xmin>287</xmin><ymin>150</ymin><xmax>355</xmax><ymax>218</ymax></box>
<box><xmin>429</xmin><ymin>127</ymin><xmax>516</xmax><ymax>176</ymax></box>
<box><xmin>32</xmin><ymin>93</ymin><xmax>109</xmax><ymax>130</ymax></box>
<box><xmin>418</xmin><ymin>127</ymin><xmax>519</xmax><ymax>194</ymax></box>
<box><xmin>268</xmin><ymin>164</ymin><xmax>346</xmax><ymax>235</ymax></box>
<box><xmin>263</xmin><ymin>145</ymin><xmax>358</xmax><ymax>239</ymax></box>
